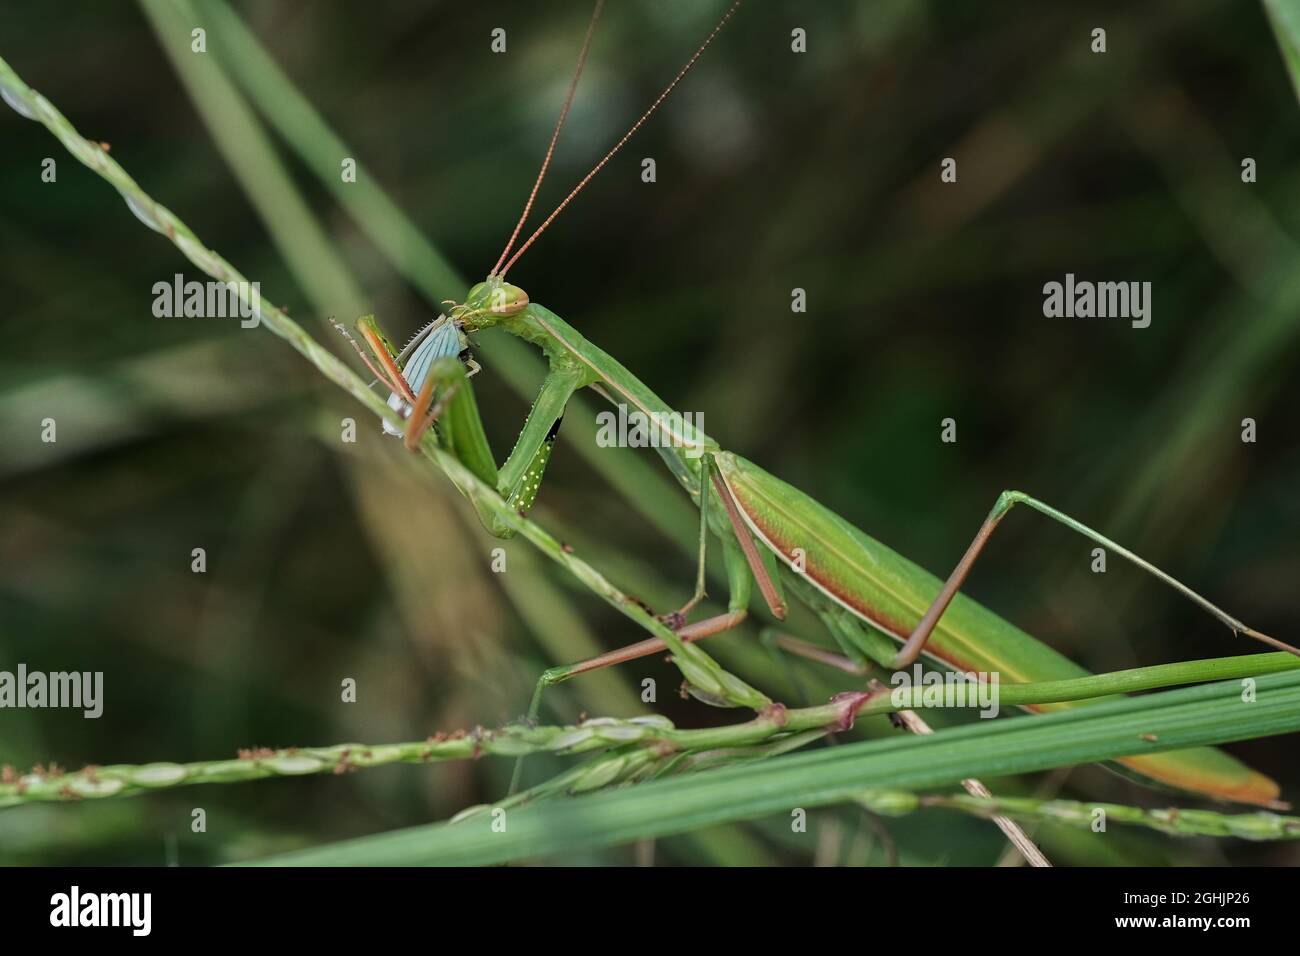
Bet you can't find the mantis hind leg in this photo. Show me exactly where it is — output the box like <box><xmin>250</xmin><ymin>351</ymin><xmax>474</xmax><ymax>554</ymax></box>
<box><xmin>891</xmin><ymin>489</ymin><xmax>1300</xmax><ymax>669</ymax></box>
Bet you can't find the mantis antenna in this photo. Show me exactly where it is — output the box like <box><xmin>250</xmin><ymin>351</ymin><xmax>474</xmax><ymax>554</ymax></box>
<box><xmin>494</xmin><ymin>0</ymin><xmax>744</xmax><ymax>279</ymax></box>
<box><xmin>490</xmin><ymin>0</ymin><xmax>606</xmax><ymax>276</ymax></box>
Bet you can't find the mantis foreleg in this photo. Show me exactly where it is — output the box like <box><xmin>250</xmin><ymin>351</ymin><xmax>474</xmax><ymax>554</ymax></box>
<box><xmin>337</xmin><ymin>314</ymin><xmax>584</xmax><ymax>537</ymax></box>
<box><xmin>493</xmin><ymin>367</ymin><xmax>584</xmax><ymax>529</ymax></box>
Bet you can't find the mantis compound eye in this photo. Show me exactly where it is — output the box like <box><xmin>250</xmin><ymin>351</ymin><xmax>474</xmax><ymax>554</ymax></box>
<box><xmin>467</xmin><ymin>277</ymin><xmax>529</xmax><ymax>318</ymax></box>
<box><xmin>490</xmin><ymin>282</ymin><xmax>529</xmax><ymax>316</ymax></box>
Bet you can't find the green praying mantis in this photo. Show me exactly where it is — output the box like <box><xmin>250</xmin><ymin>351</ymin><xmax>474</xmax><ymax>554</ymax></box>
<box><xmin>335</xmin><ymin>0</ymin><xmax>1300</xmax><ymax>807</ymax></box>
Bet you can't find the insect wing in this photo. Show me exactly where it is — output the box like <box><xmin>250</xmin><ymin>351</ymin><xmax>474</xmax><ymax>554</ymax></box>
<box><xmin>401</xmin><ymin>318</ymin><xmax>462</xmax><ymax>398</ymax></box>
<box><xmin>381</xmin><ymin>318</ymin><xmax>463</xmax><ymax>436</ymax></box>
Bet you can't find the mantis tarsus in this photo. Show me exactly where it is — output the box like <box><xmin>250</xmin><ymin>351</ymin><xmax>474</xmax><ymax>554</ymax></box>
<box><xmin>337</xmin><ymin>0</ymin><xmax>1299</xmax><ymax>807</ymax></box>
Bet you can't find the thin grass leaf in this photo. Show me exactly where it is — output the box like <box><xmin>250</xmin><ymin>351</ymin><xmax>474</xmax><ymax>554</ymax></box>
<box><xmin>8</xmin><ymin>654</ymin><xmax>1290</xmax><ymax>809</ymax></box>
<box><xmin>254</xmin><ymin>671</ymin><xmax>1300</xmax><ymax>865</ymax></box>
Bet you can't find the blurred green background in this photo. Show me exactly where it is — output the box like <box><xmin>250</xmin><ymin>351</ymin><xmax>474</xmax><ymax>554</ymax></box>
<box><xmin>1</xmin><ymin>0</ymin><xmax>1298</xmax><ymax>865</ymax></box>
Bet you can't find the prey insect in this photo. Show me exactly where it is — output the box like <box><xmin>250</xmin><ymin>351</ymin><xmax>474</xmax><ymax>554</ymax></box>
<box><xmin>336</xmin><ymin>0</ymin><xmax>1299</xmax><ymax>806</ymax></box>
<box><xmin>331</xmin><ymin>308</ymin><xmax>477</xmax><ymax>445</ymax></box>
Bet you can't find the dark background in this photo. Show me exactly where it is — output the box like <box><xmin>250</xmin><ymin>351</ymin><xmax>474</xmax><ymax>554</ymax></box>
<box><xmin>1</xmin><ymin>0</ymin><xmax>1297</xmax><ymax>865</ymax></box>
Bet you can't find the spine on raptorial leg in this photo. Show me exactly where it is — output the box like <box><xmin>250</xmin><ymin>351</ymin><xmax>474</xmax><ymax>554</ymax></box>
<box><xmin>483</xmin><ymin>365</ymin><xmax>585</xmax><ymax>539</ymax></box>
<box><xmin>711</xmin><ymin>450</ymin><xmax>1283</xmax><ymax>806</ymax></box>
<box><xmin>504</xmin><ymin>418</ymin><xmax>561</xmax><ymax>516</ymax></box>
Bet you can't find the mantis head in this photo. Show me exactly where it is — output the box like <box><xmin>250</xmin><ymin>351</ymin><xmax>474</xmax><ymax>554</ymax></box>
<box><xmin>461</xmin><ymin>276</ymin><xmax>530</xmax><ymax>330</ymax></box>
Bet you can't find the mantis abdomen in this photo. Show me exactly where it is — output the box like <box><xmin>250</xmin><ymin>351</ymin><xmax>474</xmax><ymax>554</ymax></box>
<box><xmin>715</xmin><ymin>450</ymin><xmax>1280</xmax><ymax>806</ymax></box>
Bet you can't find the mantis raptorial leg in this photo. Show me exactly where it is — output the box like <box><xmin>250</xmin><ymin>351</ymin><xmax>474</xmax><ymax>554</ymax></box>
<box><xmin>336</xmin><ymin>307</ymin><xmax>586</xmax><ymax>537</ymax></box>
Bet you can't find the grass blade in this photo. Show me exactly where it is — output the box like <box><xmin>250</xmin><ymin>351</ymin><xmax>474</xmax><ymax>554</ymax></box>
<box><xmin>254</xmin><ymin>670</ymin><xmax>1300</xmax><ymax>865</ymax></box>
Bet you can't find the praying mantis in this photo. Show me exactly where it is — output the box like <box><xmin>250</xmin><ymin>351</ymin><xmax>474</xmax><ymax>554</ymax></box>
<box><xmin>335</xmin><ymin>0</ymin><xmax>1299</xmax><ymax>807</ymax></box>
